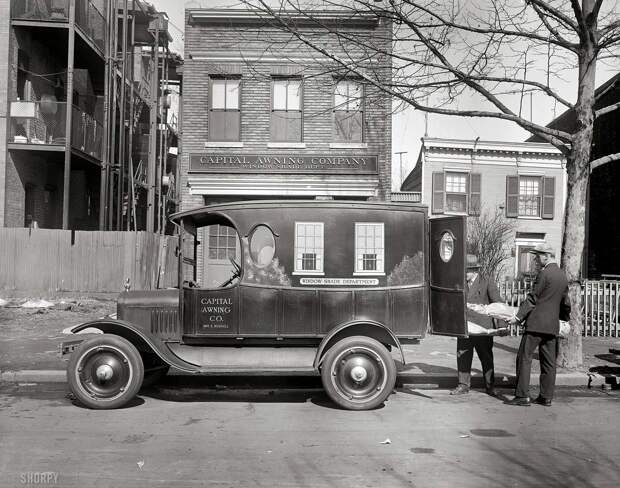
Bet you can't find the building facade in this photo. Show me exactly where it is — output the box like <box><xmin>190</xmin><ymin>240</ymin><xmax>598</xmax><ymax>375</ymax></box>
<box><xmin>402</xmin><ymin>138</ymin><xmax>566</xmax><ymax>281</ymax></box>
<box><xmin>0</xmin><ymin>0</ymin><xmax>177</xmax><ymax>231</ymax></box>
<box><xmin>182</xmin><ymin>8</ymin><xmax>392</xmax><ymax>285</ymax></box>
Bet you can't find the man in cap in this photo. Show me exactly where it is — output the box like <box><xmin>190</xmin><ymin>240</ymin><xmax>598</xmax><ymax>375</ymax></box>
<box><xmin>506</xmin><ymin>242</ymin><xmax>570</xmax><ymax>406</ymax></box>
<box><xmin>451</xmin><ymin>254</ymin><xmax>503</xmax><ymax>396</ymax></box>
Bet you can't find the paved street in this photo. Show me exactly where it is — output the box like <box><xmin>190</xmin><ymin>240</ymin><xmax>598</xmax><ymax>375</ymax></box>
<box><xmin>1</xmin><ymin>381</ymin><xmax>618</xmax><ymax>488</ymax></box>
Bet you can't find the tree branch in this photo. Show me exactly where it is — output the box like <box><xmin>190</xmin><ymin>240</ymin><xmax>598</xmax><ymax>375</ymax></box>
<box><xmin>529</xmin><ymin>1</ymin><xmax>575</xmax><ymax>46</ymax></box>
<box><xmin>591</xmin><ymin>152</ymin><xmax>620</xmax><ymax>171</ymax></box>
<box><xmin>528</xmin><ymin>0</ymin><xmax>580</xmax><ymax>32</ymax></box>
<box><xmin>395</xmin><ymin>1</ymin><xmax>579</xmax><ymax>52</ymax></box>
<box><xmin>595</xmin><ymin>101</ymin><xmax>620</xmax><ymax>118</ymax></box>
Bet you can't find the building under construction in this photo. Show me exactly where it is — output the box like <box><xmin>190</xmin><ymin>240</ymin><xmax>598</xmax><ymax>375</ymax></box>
<box><xmin>0</xmin><ymin>0</ymin><xmax>181</xmax><ymax>232</ymax></box>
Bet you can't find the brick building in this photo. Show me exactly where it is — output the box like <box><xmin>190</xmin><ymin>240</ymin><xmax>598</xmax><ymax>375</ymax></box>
<box><xmin>0</xmin><ymin>0</ymin><xmax>177</xmax><ymax>231</ymax></box>
<box><xmin>182</xmin><ymin>8</ymin><xmax>392</xmax><ymax>285</ymax></box>
<box><xmin>401</xmin><ymin>138</ymin><xmax>567</xmax><ymax>281</ymax></box>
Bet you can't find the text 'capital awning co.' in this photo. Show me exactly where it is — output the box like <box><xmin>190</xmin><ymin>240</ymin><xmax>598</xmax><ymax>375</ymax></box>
<box><xmin>189</xmin><ymin>154</ymin><xmax>379</xmax><ymax>175</ymax></box>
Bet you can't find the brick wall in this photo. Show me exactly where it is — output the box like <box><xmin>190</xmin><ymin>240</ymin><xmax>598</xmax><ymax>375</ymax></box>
<box><xmin>181</xmin><ymin>12</ymin><xmax>392</xmax><ymax>210</ymax></box>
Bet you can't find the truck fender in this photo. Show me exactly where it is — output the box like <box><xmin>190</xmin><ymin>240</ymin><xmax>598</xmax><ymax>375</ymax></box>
<box><xmin>62</xmin><ymin>319</ymin><xmax>192</xmax><ymax>371</ymax></box>
<box><xmin>313</xmin><ymin>320</ymin><xmax>405</xmax><ymax>369</ymax></box>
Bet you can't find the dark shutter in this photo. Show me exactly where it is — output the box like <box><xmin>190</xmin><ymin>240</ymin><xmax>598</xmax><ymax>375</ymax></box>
<box><xmin>542</xmin><ymin>176</ymin><xmax>555</xmax><ymax>219</ymax></box>
<box><xmin>506</xmin><ymin>175</ymin><xmax>519</xmax><ymax>218</ymax></box>
<box><xmin>432</xmin><ymin>172</ymin><xmax>444</xmax><ymax>214</ymax></box>
<box><xmin>469</xmin><ymin>173</ymin><xmax>481</xmax><ymax>216</ymax></box>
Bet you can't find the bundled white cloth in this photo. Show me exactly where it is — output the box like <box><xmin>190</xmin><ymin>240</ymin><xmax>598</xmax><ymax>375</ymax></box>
<box><xmin>467</xmin><ymin>321</ymin><xmax>509</xmax><ymax>336</ymax></box>
<box><xmin>466</xmin><ymin>302</ymin><xmax>515</xmax><ymax>336</ymax></box>
<box><xmin>467</xmin><ymin>302</ymin><xmax>517</xmax><ymax>321</ymax></box>
<box><xmin>467</xmin><ymin>302</ymin><xmax>571</xmax><ymax>337</ymax></box>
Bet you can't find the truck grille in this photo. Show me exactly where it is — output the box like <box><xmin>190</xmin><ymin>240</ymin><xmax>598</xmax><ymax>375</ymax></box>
<box><xmin>150</xmin><ymin>308</ymin><xmax>179</xmax><ymax>335</ymax></box>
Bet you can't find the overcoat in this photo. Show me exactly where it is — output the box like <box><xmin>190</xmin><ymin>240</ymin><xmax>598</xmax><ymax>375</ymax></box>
<box><xmin>516</xmin><ymin>262</ymin><xmax>570</xmax><ymax>336</ymax></box>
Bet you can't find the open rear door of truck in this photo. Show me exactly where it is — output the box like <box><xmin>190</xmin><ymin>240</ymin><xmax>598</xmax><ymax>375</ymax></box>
<box><xmin>429</xmin><ymin>216</ymin><xmax>467</xmax><ymax>337</ymax></box>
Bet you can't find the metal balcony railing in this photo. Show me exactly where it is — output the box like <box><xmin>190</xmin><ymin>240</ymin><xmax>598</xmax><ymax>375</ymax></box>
<box><xmin>11</xmin><ymin>0</ymin><xmax>70</xmax><ymax>22</ymax></box>
<box><xmin>9</xmin><ymin>100</ymin><xmax>68</xmax><ymax>145</ymax></box>
<box><xmin>9</xmin><ymin>100</ymin><xmax>102</xmax><ymax>160</ymax></box>
<box><xmin>75</xmin><ymin>0</ymin><xmax>105</xmax><ymax>52</ymax></box>
<box><xmin>71</xmin><ymin>105</ymin><xmax>103</xmax><ymax>160</ymax></box>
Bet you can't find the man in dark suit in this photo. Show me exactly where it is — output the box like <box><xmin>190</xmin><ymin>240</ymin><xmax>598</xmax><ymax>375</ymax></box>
<box><xmin>506</xmin><ymin>242</ymin><xmax>570</xmax><ymax>406</ymax></box>
<box><xmin>451</xmin><ymin>254</ymin><xmax>503</xmax><ymax>396</ymax></box>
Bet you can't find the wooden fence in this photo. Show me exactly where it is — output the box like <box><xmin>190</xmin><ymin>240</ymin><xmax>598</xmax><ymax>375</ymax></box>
<box><xmin>0</xmin><ymin>229</ymin><xmax>178</xmax><ymax>294</ymax></box>
<box><xmin>499</xmin><ymin>279</ymin><xmax>620</xmax><ymax>337</ymax></box>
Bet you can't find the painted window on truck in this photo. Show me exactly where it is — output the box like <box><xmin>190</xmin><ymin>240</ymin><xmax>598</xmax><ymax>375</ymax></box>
<box><xmin>294</xmin><ymin>222</ymin><xmax>324</xmax><ymax>274</ymax></box>
<box><xmin>355</xmin><ymin>223</ymin><xmax>384</xmax><ymax>274</ymax></box>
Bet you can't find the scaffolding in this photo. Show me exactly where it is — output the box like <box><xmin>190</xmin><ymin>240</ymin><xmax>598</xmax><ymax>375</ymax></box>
<box><xmin>99</xmin><ymin>0</ymin><xmax>180</xmax><ymax>232</ymax></box>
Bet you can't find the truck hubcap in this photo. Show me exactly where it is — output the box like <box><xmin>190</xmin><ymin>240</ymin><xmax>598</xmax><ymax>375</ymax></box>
<box><xmin>76</xmin><ymin>346</ymin><xmax>132</xmax><ymax>400</ymax></box>
<box><xmin>330</xmin><ymin>347</ymin><xmax>387</xmax><ymax>404</ymax></box>
<box><xmin>95</xmin><ymin>364</ymin><xmax>114</xmax><ymax>381</ymax></box>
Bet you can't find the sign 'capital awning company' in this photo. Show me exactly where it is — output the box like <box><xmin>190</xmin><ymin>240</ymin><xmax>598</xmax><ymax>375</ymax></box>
<box><xmin>189</xmin><ymin>154</ymin><xmax>378</xmax><ymax>175</ymax></box>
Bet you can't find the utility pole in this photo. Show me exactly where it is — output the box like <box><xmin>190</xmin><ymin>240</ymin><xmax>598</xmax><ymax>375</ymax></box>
<box><xmin>394</xmin><ymin>151</ymin><xmax>408</xmax><ymax>188</ymax></box>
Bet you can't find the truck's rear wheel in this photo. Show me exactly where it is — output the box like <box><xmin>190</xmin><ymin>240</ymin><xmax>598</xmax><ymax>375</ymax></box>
<box><xmin>67</xmin><ymin>335</ymin><xmax>144</xmax><ymax>409</ymax></box>
<box><xmin>321</xmin><ymin>336</ymin><xmax>396</xmax><ymax>410</ymax></box>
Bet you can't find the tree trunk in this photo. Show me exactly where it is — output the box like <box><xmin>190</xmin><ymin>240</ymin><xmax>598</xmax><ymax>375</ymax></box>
<box><xmin>558</xmin><ymin>30</ymin><xmax>597</xmax><ymax>369</ymax></box>
<box><xmin>558</xmin><ymin>148</ymin><xmax>588</xmax><ymax>369</ymax></box>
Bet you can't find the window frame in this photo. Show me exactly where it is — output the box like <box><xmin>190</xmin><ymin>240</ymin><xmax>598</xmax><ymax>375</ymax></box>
<box><xmin>444</xmin><ymin>171</ymin><xmax>469</xmax><ymax>215</ymax></box>
<box><xmin>293</xmin><ymin>221</ymin><xmax>324</xmax><ymax>275</ymax></box>
<box><xmin>333</xmin><ymin>79</ymin><xmax>364</xmax><ymax>143</ymax></box>
<box><xmin>354</xmin><ymin>222</ymin><xmax>385</xmax><ymax>276</ymax></box>
<box><xmin>208</xmin><ymin>77</ymin><xmax>241</xmax><ymax>142</ymax></box>
<box><xmin>517</xmin><ymin>175</ymin><xmax>543</xmax><ymax>218</ymax></box>
<box><xmin>207</xmin><ymin>224</ymin><xmax>239</xmax><ymax>262</ymax></box>
<box><xmin>270</xmin><ymin>77</ymin><xmax>303</xmax><ymax>143</ymax></box>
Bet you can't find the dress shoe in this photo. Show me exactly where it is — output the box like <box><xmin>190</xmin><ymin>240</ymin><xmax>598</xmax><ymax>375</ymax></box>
<box><xmin>534</xmin><ymin>396</ymin><xmax>552</xmax><ymax>406</ymax></box>
<box><xmin>504</xmin><ymin>396</ymin><xmax>531</xmax><ymax>406</ymax></box>
<box><xmin>486</xmin><ymin>387</ymin><xmax>497</xmax><ymax>397</ymax></box>
<box><xmin>450</xmin><ymin>384</ymin><xmax>470</xmax><ymax>395</ymax></box>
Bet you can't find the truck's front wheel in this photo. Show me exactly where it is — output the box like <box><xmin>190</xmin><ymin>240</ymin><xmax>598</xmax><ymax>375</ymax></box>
<box><xmin>67</xmin><ymin>335</ymin><xmax>144</xmax><ymax>409</ymax></box>
<box><xmin>321</xmin><ymin>336</ymin><xmax>396</xmax><ymax>410</ymax></box>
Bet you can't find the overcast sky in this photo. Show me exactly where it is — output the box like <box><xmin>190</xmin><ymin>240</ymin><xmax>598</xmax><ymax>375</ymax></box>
<box><xmin>150</xmin><ymin>0</ymin><xmax>617</xmax><ymax>189</ymax></box>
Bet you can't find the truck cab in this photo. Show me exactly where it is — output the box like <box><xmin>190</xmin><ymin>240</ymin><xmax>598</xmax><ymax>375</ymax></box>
<box><xmin>63</xmin><ymin>200</ymin><xmax>466</xmax><ymax>410</ymax></box>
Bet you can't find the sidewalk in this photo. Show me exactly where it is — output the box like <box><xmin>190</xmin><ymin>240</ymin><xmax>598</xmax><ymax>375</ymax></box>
<box><xmin>1</xmin><ymin>298</ymin><xmax>618</xmax><ymax>388</ymax></box>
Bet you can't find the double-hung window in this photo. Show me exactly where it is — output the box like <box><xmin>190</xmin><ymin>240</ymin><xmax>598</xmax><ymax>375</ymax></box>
<box><xmin>355</xmin><ymin>223</ymin><xmax>384</xmax><ymax>274</ymax></box>
<box><xmin>208</xmin><ymin>225</ymin><xmax>238</xmax><ymax>260</ymax></box>
<box><xmin>506</xmin><ymin>175</ymin><xmax>555</xmax><ymax>219</ymax></box>
<box><xmin>444</xmin><ymin>172</ymin><xmax>468</xmax><ymax>213</ymax></box>
<box><xmin>431</xmin><ymin>171</ymin><xmax>481</xmax><ymax>215</ymax></box>
<box><xmin>334</xmin><ymin>80</ymin><xmax>363</xmax><ymax>142</ymax></box>
<box><xmin>209</xmin><ymin>78</ymin><xmax>240</xmax><ymax>141</ymax></box>
<box><xmin>294</xmin><ymin>222</ymin><xmax>323</xmax><ymax>274</ymax></box>
<box><xmin>271</xmin><ymin>78</ymin><xmax>302</xmax><ymax>142</ymax></box>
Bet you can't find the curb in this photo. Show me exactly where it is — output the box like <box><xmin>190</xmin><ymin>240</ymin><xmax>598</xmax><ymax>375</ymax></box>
<box><xmin>0</xmin><ymin>369</ymin><xmax>594</xmax><ymax>388</ymax></box>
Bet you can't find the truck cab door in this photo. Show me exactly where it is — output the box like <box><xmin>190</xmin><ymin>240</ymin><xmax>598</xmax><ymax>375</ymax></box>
<box><xmin>429</xmin><ymin>216</ymin><xmax>467</xmax><ymax>336</ymax></box>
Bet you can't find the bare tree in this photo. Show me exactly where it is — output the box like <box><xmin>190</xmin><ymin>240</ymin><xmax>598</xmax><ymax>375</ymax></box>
<box><xmin>236</xmin><ymin>0</ymin><xmax>620</xmax><ymax>368</ymax></box>
<box><xmin>467</xmin><ymin>209</ymin><xmax>516</xmax><ymax>283</ymax></box>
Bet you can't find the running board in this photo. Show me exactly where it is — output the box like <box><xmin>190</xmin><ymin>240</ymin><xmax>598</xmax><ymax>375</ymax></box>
<box><xmin>166</xmin><ymin>344</ymin><xmax>318</xmax><ymax>372</ymax></box>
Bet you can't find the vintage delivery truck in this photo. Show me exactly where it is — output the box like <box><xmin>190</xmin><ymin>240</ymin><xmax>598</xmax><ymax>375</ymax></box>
<box><xmin>62</xmin><ymin>200</ymin><xmax>467</xmax><ymax>410</ymax></box>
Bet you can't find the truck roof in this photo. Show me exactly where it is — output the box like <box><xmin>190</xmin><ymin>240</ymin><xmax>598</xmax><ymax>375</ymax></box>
<box><xmin>169</xmin><ymin>200</ymin><xmax>428</xmax><ymax>227</ymax></box>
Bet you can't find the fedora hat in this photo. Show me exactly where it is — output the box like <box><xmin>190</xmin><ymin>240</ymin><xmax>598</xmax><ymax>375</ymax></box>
<box><xmin>529</xmin><ymin>242</ymin><xmax>554</xmax><ymax>255</ymax></box>
<box><xmin>466</xmin><ymin>254</ymin><xmax>481</xmax><ymax>270</ymax></box>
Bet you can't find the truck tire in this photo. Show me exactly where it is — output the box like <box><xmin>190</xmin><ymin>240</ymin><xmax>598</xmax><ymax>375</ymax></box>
<box><xmin>67</xmin><ymin>335</ymin><xmax>144</xmax><ymax>409</ymax></box>
<box><xmin>320</xmin><ymin>335</ymin><xmax>396</xmax><ymax>410</ymax></box>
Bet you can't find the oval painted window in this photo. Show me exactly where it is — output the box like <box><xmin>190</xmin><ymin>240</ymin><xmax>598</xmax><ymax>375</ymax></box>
<box><xmin>439</xmin><ymin>231</ymin><xmax>454</xmax><ymax>263</ymax></box>
<box><xmin>249</xmin><ymin>225</ymin><xmax>275</xmax><ymax>267</ymax></box>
